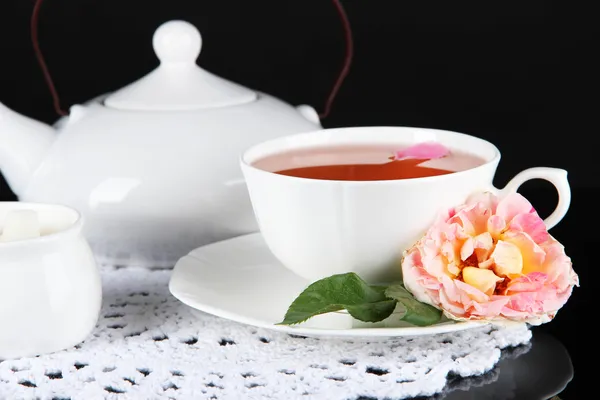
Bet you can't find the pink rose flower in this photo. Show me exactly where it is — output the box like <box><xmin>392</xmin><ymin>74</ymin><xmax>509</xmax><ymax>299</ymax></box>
<box><xmin>402</xmin><ymin>192</ymin><xmax>579</xmax><ymax>325</ymax></box>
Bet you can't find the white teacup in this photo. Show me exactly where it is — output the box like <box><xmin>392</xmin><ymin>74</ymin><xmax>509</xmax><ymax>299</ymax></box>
<box><xmin>0</xmin><ymin>202</ymin><xmax>102</xmax><ymax>359</ymax></box>
<box><xmin>241</xmin><ymin>127</ymin><xmax>570</xmax><ymax>284</ymax></box>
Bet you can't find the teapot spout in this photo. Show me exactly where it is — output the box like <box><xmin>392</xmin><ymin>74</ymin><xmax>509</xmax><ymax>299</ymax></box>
<box><xmin>0</xmin><ymin>103</ymin><xmax>56</xmax><ymax>196</ymax></box>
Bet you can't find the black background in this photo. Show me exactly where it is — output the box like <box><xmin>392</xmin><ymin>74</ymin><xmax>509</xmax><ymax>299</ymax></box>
<box><xmin>0</xmin><ymin>1</ymin><xmax>597</xmax><ymax>399</ymax></box>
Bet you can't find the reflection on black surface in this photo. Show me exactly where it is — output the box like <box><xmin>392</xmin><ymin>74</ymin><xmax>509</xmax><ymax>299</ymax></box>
<box><xmin>419</xmin><ymin>330</ymin><xmax>573</xmax><ymax>400</ymax></box>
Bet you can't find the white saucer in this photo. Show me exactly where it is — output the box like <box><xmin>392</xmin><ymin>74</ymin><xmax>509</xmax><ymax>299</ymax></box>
<box><xmin>169</xmin><ymin>232</ymin><xmax>486</xmax><ymax>338</ymax></box>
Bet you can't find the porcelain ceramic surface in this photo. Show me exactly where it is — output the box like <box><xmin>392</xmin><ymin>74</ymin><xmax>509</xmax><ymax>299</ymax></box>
<box><xmin>241</xmin><ymin>126</ymin><xmax>571</xmax><ymax>283</ymax></box>
<box><xmin>0</xmin><ymin>20</ymin><xmax>321</xmax><ymax>267</ymax></box>
<box><xmin>169</xmin><ymin>232</ymin><xmax>490</xmax><ymax>338</ymax></box>
<box><xmin>0</xmin><ymin>202</ymin><xmax>102</xmax><ymax>359</ymax></box>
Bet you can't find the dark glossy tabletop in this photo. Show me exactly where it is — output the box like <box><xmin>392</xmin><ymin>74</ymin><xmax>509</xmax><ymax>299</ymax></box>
<box><xmin>404</xmin><ymin>329</ymin><xmax>573</xmax><ymax>400</ymax></box>
<box><xmin>392</xmin><ymin>328</ymin><xmax>573</xmax><ymax>400</ymax></box>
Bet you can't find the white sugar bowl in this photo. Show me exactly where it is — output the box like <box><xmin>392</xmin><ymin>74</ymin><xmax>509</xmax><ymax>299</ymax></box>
<box><xmin>0</xmin><ymin>203</ymin><xmax>102</xmax><ymax>359</ymax></box>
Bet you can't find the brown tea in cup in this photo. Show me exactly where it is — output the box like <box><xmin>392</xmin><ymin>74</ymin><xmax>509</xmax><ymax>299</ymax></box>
<box><xmin>252</xmin><ymin>144</ymin><xmax>485</xmax><ymax>181</ymax></box>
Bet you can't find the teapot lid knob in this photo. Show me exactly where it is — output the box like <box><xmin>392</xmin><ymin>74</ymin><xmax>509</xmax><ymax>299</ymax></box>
<box><xmin>153</xmin><ymin>20</ymin><xmax>202</xmax><ymax>65</ymax></box>
<box><xmin>103</xmin><ymin>19</ymin><xmax>257</xmax><ymax>111</ymax></box>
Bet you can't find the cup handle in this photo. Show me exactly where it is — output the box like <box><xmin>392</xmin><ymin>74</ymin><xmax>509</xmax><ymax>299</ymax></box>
<box><xmin>497</xmin><ymin>167</ymin><xmax>571</xmax><ymax>230</ymax></box>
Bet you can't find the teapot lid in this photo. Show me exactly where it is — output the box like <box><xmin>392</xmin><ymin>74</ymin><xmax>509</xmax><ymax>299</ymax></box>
<box><xmin>104</xmin><ymin>20</ymin><xmax>257</xmax><ymax>111</ymax></box>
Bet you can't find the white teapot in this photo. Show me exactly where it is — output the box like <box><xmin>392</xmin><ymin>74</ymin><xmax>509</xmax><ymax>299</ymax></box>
<box><xmin>0</xmin><ymin>20</ymin><xmax>322</xmax><ymax>267</ymax></box>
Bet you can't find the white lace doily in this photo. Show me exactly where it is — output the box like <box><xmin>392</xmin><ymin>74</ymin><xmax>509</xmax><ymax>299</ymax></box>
<box><xmin>0</xmin><ymin>266</ymin><xmax>532</xmax><ymax>400</ymax></box>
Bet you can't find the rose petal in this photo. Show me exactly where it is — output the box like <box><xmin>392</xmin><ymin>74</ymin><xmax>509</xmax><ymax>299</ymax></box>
<box><xmin>460</xmin><ymin>233</ymin><xmax>493</xmax><ymax>263</ymax></box>
<box><xmin>444</xmin><ymin>222</ymin><xmax>469</xmax><ymax>242</ymax></box>
<box><xmin>509</xmin><ymin>213</ymin><xmax>549</xmax><ymax>244</ymax></box>
<box><xmin>441</xmin><ymin>240</ymin><xmax>461</xmax><ymax>267</ymax></box>
<box><xmin>490</xmin><ymin>240</ymin><xmax>524</xmax><ymax>277</ymax></box>
<box><xmin>464</xmin><ymin>192</ymin><xmax>499</xmax><ymax>212</ymax></box>
<box><xmin>394</xmin><ymin>142</ymin><xmax>450</xmax><ymax>161</ymax></box>
<box><xmin>402</xmin><ymin>249</ymin><xmax>442</xmax><ymax>306</ymax></box>
<box><xmin>505</xmin><ymin>292</ymin><xmax>538</xmax><ymax>313</ymax></box>
<box><xmin>460</xmin><ymin>238</ymin><xmax>475</xmax><ymax>261</ymax></box>
<box><xmin>439</xmin><ymin>291</ymin><xmax>468</xmax><ymax>318</ymax></box>
<box><xmin>502</xmin><ymin>231</ymin><xmax>546</xmax><ymax>274</ymax></box>
<box><xmin>487</xmin><ymin>215</ymin><xmax>506</xmax><ymax>239</ymax></box>
<box><xmin>471</xmin><ymin>297</ymin><xmax>509</xmax><ymax>317</ymax></box>
<box><xmin>441</xmin><ymin>274</ymin><xmax>462</xmax><ymax>304</ymax></box>
<box><xmin>499</xmin><ymin>302</ymin><xmax>553</xmax><ymax>324</ymax></box>
<box><xmin>499</xmin><ymin>304</ymin><xmax>531</xmax><ymax>319</ymax></box>
<box><xmin>506</xmin><ymin>272</ymin><xmax>548</xmax><ymax>293</ymax></box>
<box><xmin>451</xmin><ymin>203</ymin><xmax>490</xmax><ymax>236</ymax></box>
<box><xmin>473</xmin><ymin>232</ymin><xmax>494</xmax><ymax>262</ymax></box>
<box><xmin>541</xmin><ymin>239</ymin><xmax>578</xmax><ymax>288</ymax></box>
<box><xmin>428</xmin><ymin>255</ymin><xmax>450</xmax><ymax>278</ymax></box>
<box><xmin>545</xmin><ymin>286</ymin><xmax>575</xmax><ymax>312</ymax></box>
<box><xmin>479</xmin><ymin>258</ymin><xmax>495</xmax><ymax>269</ymax></box>
<box><xmin>496</xmin><ymin>193</ymin><xmax>535</xmax><ymax>223</ymax></box>
<box><xmin>455</xmin><ymin>278</ymin><xmax>491</xmax><ymax>303</ymax></box>
<box><xmin>462</xmin><ymin>267</ymin><xmax>503</xmax><ymax>297</ymax></box>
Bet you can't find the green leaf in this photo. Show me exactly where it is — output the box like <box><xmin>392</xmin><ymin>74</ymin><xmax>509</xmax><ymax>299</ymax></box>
<box><xmin>346</xmin><ymin>300</ymin><xmax>398</xmax><ymax>322</ymax></box>
<box><xmin>278</xmin><ymin>273</ymin><xmax>397</xmax><ymax>325</ymax></box>
<box><xmin>384</xmin><ymin>284</ymin><xmax>442</xmax><ymax>326</ymax></box>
